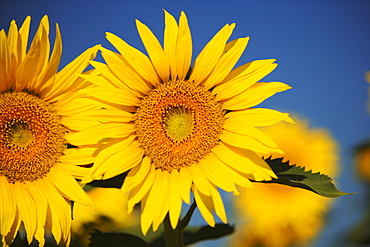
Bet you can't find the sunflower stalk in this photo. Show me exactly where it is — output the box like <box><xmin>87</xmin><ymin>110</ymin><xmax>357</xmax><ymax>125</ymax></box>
<box><xmin>164</xmin><ymin>215</ymin><xmax>184</xmax><ymax>247</ymax></box>
<box><xmin>164</xmin><ymin>202</ymin><xmax>197</xmax><ymax>247</ymax></box>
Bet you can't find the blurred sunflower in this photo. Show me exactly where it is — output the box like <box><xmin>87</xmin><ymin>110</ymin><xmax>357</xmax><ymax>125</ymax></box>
<box><xmin>354</xmin><ymin>70</ymin><xmax>370</xmax><ymax>182</ymax></box>
<box><xmin>231</xmin><ymin>117</ymin><xmax>339</xmax><ymax>247</ymax></box>
<box><xmin>71</xmin><ymin>187</ymin><xmax>139</xmax><ymax>247</ymax></box>
<box><xmin>0</xmin><ymin>16</ymin><xmax>99</xmax><ymax>246</ymax></box>
<box><xmin>72</xmin><ymin>10</ymin><xmax>293</xmax><ymax>234</ymax></box>
<box><xmin>355</xmin><ymin>144</ymin><xmax>370</xmax><ymax>183</ymax></box>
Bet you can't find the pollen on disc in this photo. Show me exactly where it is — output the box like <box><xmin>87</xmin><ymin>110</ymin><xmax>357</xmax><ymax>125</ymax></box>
<box><xmin>0</xmin><ymin>91</ymin><xmax>66</xmax><ymax>183</ymax></box>
<box><xmin>135</xmin><ymin>80</ymin><xmax>225</xmax><ymax>172</ymax></box>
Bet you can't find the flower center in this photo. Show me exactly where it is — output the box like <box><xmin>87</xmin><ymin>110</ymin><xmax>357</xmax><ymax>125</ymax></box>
<box><xmin>163</xmin><ymin>106</ymin><xmax>193</xmax><ymax>142</ymax></box>
<box><xmin>8</xmin><ymin>122</ymin><xmax>34</xmax><ymax>147</ymax></box>
<box><xmin>0</xmin><ymin>91</ymin><xmax>66</xmax><ymax>183</ymax></box>
<box><xmin>135</xmin><ymin>80</ymin><xmax>225</xmax><ymax>172</ymax></box>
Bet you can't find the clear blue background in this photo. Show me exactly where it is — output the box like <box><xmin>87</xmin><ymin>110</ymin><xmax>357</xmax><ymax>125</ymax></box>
<box><xmin>1</xmin><ymin>0</ymin><xmax>370</xmax><ymax>246</ymax></box>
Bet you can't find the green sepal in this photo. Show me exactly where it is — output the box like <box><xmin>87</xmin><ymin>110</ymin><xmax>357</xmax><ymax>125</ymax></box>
<box><xmin>259</xmin><ymin>157</ymin><xmax>355</xmax><ymax>198</ymax></box>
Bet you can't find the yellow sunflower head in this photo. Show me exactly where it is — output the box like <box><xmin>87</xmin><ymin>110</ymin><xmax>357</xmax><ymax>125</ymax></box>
<box><xmin>74</xmin><ymin>10</ymin><xmax>294</xmax><ymax>234</ymax></box>
<box><xmin>231</xmin><ymin>117</ymin><xmax>339</xmax><ymax>247</ymax></box>
<box><xmin>0</xmin><ymin>16</ymin><xmax>99</xmax><ymax>246</ymax></box>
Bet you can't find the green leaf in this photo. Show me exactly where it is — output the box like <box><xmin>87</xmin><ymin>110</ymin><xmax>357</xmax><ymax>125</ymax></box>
<box><xmin>258</xmin><ymin>157</ymin><xmax>355</xmax><ymax>198</ymax></box>
<box><xmin>89</xmin><ymin>229</ymin><xmax>149</xmax><ymax>247</ymax></box>
<box><xmin>183</xmin><ymin>224</ymin><xmax>235</xmax><ymax>246</ymax></box>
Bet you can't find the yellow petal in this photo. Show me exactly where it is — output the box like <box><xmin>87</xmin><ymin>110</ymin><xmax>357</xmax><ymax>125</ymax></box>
<box><xmin>7</xmin><ymin>20</ymin><xmax>18</xmax><ymax>54</ymax></box>
<box><xmin>84</xmin><ymin>136</ymin><xmax>137</xmax><ymax>181</ymax></box>
<box><xmin>220</xmin><ymin>129</ymin><xmax>283</xmax><ymax>155</ymax></box>
<box><xmin>61</xmin><ymin>117</ymin><xmax>100</xmax><ymax>132</ymax></box>
<box><xmin>12</xmin><ymin>183</ymin><xmax>37</xmax><ymax>244</ymax></box>
<box><xmin>105</xmin><ymin>32</ymin><xmax>159</xmax><ymax>86</ymax></box>
<box><xmin>67</xmin><ymin>108</ymin><xmax>135</xmax><ymax>125</ymax></box>
<box><xmin>192</xmin><ymin>186</ymin><xmax>215</xmax><ymax>227</ymax></box>
<box><xmin>152</xmin><ymin>170</ymin><xmax>170</xmax><ymax>231</ymax></box>
<box><xmin>65</xmin><ymin>122</ymin><xmax>135</xmax><ymax>146</ymax></box>
<box><xmin>18</xmin><ymin>16</ymin><xmax>31</xmax><ymax>62</ymax></box>
<box><xmin>200</xmin><ymin>155</ymin><xmax>239</xmax><ymax>193</ymax></box>
<box><xmin>48</xmin><ymin>165</ymin><xmax>93</xmax><ymax>206</ymax></box>
<box><xmin>6</xmin><ymin>20</ymin><xmax>18</xmax><ymax>85</ymax></box>
<box><xmin>169</xmin><ymin>170</ymin><xmax>183</xmax><ymax>229</ymax></box>
<box><xmin>40</xmin><ymin>179</ymin><xmax>72</xmax><ymax>246</ymax></box>
<box><xmin>190</xmin><ymin>23</ymin><xmax>235</xmax><ymax>84</ymax></box>
<box><xmin>23</xmin><ymin>16</ymin><xmax>51</xmax><ymax>90</ymax></box>
<box><xmin>36</xmin><ymin>23</ymin><xmax>62</xmax><ymax>88</ymax></box>
<box><xmin>3</xmin><ymin>212</ymin><xmax>21</xmax><ymax>246</ymax></box>
<box><xmin>213</xmin><ymin>59</ymin><xmax>277</xmax><ymax>101</ymax></box>
<box><xmin>203</xmin><ymin>153</ymin><xmax>253</xmax><ymax>189</ymax></box>
<box><xmin>0</xmin><ymin>177</ymin><xmax>16</xmax><ymax>237</ymax></box>
<box><xmin>209</xmin><ymin>184</ymin><xmax>227</xmax><ymax>224</ymax></box>
<box><xmin>225</xmin><ymin>143</ymin><xmax>276</xmax><ymax>180</ymax></box>
<box><xmin>121</xmin><ymin>156</ymin><xmax>151</xmax><ymax>193</ymax></box>
<box><xmin>136</xmin><ymin>19</ymin><xmax>169</xmax><ymax>83</ymax></box>
<box><xmin>103</xmin><ymin>141</ymin><xmax>144</xmax><ymax>180</ymax></box>
<box><xmin>71</xmin><ymin>97</ymin><xmax>137</xmax><ymax>113</ymax></box>
<box><xmin>36</xmin><ymin>179</ymin><xmax>62</xmax><ymax>244</ymax></box>
<box><xmin>189</xmin><ymin>164</ymin><xmax>211</xmax><ymax>196</ymax></box>
<box><xmin>99</xmin><ymin>47</ymin><xmax>152</xmax><ymax>95</ymax></box>
<box><xmin>54</xmin><ymin>94</ymin><xmax>101</xmax><ymax>116</ymax></box>
<box><xmin>127</xmin><ymin>165</ymin><xmax>156</xmax><ymax>214</ymax></box>
<box><xmin>225</xmin><ymin>108</ymin><xmax>295</xmax><ymax>127</ymax></box>
<box><xmin>223</xmin><ymin>38</ymin><xmax>238</xmax><ymax>53</ymax></box>
<box><xmin>81</xmin><ymin>86</ymin><xmax>141</xmax><ymax>106</ymax></box>
<box><xmin>0</xmin><ymin>30</ymin><xmax>11</xmax><ymax>92</ymax></box>
<box><xmin>16</xmin><ymin>27</ymin><xmax>45</xmax><ymax>91</ymax></box>
<box><xmin>57</xmin><ymin>163</ymin><xmax>90</xmax><ymax>180</ymax></box>
<box><xmin>41</xmin><ymin>45</ymin><xmax>100</xmax><ymax>101</ymax></box>
<box><xmin>25</xmin><ymin>181</ymin><xmax>47</xmax><ymax>246</ymax></box>
<box><xmin>163</xmin><ymin>10</ymin><xmax>179</xmax><ymax>79</ymax></box>
<box><xmin>223</xmin><ymin>82</ymin><xmax>292</xmax><ymax>110</ymax></box>
<box><xmin>203</xmin><ymin>37</ymin><xmax>249</xmax><ymax>90</ymax></box>
<box><xmin>178</xmin><ymin>167</ymin><xmax>192</xmax><ymax>204</ymax></box>
<box><xmin>140</xmin><ymin>193</ymin><xmax>152</xmax><ymax>235</ymax></box>
<box><xmin>85</xmin><ymin>61</ymin><xmax>130</xmax><ymax>91</ymax></box>
<box><xmin>141</xmin><ymin>170</ymin><xmax>168</xmax><ymax>234</ymax></box>
<box><xmin>211</xmin><ymin>142</ymin><xmax>254</xmax><ymax>174</ymax></box>
<box><xmin>223</xmin><ymin>121</ymin><xmax>280</xmax><ymax>149</ymax></box>
<box><xmin>176</xmin><ymin>11</ymin><xmax>192</xmax><ymax>80</ymax></box>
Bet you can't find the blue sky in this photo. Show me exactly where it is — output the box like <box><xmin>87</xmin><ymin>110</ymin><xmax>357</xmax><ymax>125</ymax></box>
<box><xmin>1</xmin><ymin>0</ymin><xmax>370</xmax><ymax>246</ymax></box>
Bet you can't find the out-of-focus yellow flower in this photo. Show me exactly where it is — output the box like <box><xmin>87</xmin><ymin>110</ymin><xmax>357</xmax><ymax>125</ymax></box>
<box><xmin>0</xmin><ymin>16</ymin><xmax>99</xmax><ymax>246</ymax></box>
<box><xmin>231</xmin><ymin>117</ymin><xmax>339</xmax><ymax>247</ymax></box>
<box><xmin>71</xmin><ymin>10</ymin><xmax>294</xmax><ymax>234</ymax></box>
<box><xmin>71</xmin><ymin>187</ymin><xmax>139</xmax><ymax>247</ymax></box>
<box><xmin>354</xmin><ymin>141</ymin><xmax>370</xmax><ymax>183</ymax></box>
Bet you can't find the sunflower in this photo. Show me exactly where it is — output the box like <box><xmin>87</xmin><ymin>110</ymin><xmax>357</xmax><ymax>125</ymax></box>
<box><xmin>72</xmin><ymin>10</ymin><xmax>293</xmax><ymax>234</ymax></box>
<box><xmin>231</xmin><ymin>117</ymin><xmax>339</xmax><ymax>247</ymax></box>
<box><xmin>0</xmin><ymin>16</ymin><xmax>100</xmax><ymax>246</ymax></box>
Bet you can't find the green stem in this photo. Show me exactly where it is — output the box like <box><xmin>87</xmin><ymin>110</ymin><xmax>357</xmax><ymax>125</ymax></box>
<box><xmin>163</xmin><ymin>201</ymin><xmax>197</xmax><ymax>247</ymax></box>
<box><xmin>179</xmin><ymin>201</ymin><xmax>197</xmax><ymax>228</ymax></box>
<box><xmin>164</xmin><ymin>214</ymin><xmax>184</xmax><ymax>247</ymax></box>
